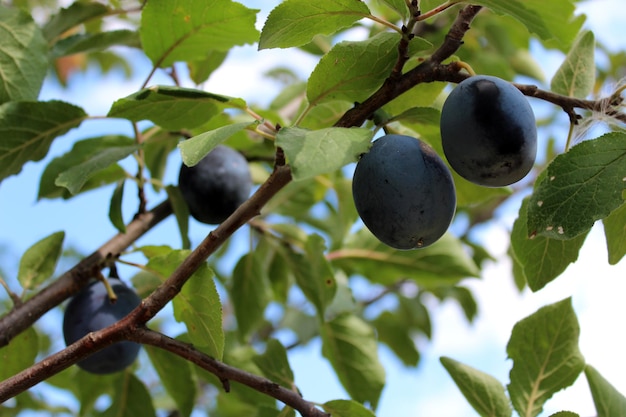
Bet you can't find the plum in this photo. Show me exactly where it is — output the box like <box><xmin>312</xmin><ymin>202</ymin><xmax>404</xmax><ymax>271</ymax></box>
<box><xmin>63</xmin><ymin>278</ymin><xmax>141</xmax><ymax>374</ymax></box>
<box><xmin>440</xmin><ymin>75</ymin><xmax>537</xmax><ymax>187</ymax></box>
<box><xmin>178</xmin><ymin>145</ymin><xmax>252</xmax><ymax>224</ymax></box>
<box><xmin>352</xmin><ymin>134</ymin><xmax>456</xmax><ymax>250</ymax></box>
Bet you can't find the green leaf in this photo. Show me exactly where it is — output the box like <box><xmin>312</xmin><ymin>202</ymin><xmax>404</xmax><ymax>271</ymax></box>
<box><xmin>0</xmin><ymin>100</ymin><xmax>87</xmax><ymax>184</ymax></box>
<box><xmin>165</xmin><ymin>185</ymin><xmax>191</xmax><ymax>250</ymax></box>
<box><xmin>50</xmin><ymin>30</ymin><xmax>141</xmax><ymax>58</ymax></box>
<box><xmin>109</xmin><ymin>181</ymin><xmax>126</xmax><ymax>233</ymax></box>
<box><xmin>373</xmin><ymin>311</ymin><xmax>420</xmax><ymax>367</ymax></box>
<box><xmin>527</xmin><ymin>133</ymin><xmax>626</xmax><ymax>240</ymax></box>
<box><xmin>507</xmin><ymin>298</ymin><xmax>585</xmax><ymax>417</ymax></box>
<box><xmin>145</xmin><ymin>345</ymin><xmax>196</xmax><ymax>417</ymax></box>
<box><xmin>17</xmin><ymin>231</ymin><xmax>65</xmax><ymax>291</ymax></box>
<box><xmin>321</xmin><ymin>313</ymin><xmax>385</xmax><ymax>409</ymax></box>
<box><xmin>585</xmin><ymin>364</ymin><xmax>626</xmax><ymax>417</ymax></box>
<box><xmin>38</xmin><ymin>135</ymin><xmax>132</xmax><ymax>200</ymax></box>
<box><xmin>284</xmin><ymin>234</ymin><xmax>337</xmax><ymax>320</ymax></box>
<box><xmin>551</xmin><ymin>31</ymin><xmax>595</xmax><ymax>98</ymax></box>
<box><xmin>259</xmin><ymin>0</ymin><xmax>370</xmax><ymax>49</ymax></box>
<box><xmin>471</xmin><ymin>0</ymin><xmax>583</xmax><ymax>48</ymax></box>
<box><xmin>103</xmin><ymin>372</ymin><xmax>156</xmax><ymax>417</ymax></box>
<box><xmin>143</xmin><ymin>129</ymin><xmax>180</xmax><ymax>191</ymax></box>
<box><xmin>321</xmin><ymin>399</ymin><xmax>377</xmax><ymax>417</ymax></box>
<box><xmin>252</xmin><ymin>339</ymin><xmax>295</xmax><ymax>390</ymax></box>
<box><xmin>430</xmin><ymin>286</ymin><xmax>478</xmax><ymax>322</ymax></box>
<box><xmin>0</xmin><ymin>327</ymin><xmax>38</xmax><ymax>381</ymax></box>
<box><xmin>306</xmin><ymin>32</ymin><xmax>400</xmax><ymax>105</ymax></box>
<box><xmin>549</xmin><ymin>412</ymin><xmax>579</xmax><ymax>417</ymax></box>
<box><xmin>43</xmin><ymin>1</ymin><xmax>109</xmax><ymax>41</ymax></box>
<box><xmin>179</xmin><ymin>121</ymin><xmax>257</xmax><ymax>167</ymax></box>
<box><xmin>378</xmin><ymin>0</ymin><xmax>409</xmax><ymax>20</ymax></box>
<box><xmin>603</xmin><ymin>202</ymin><xmax>626</xmax><ymax>265</ymax></box>
<box><xmin>173</xmin><ymin>264</ymin><xmax>223</xmax><ymax>359</ymax></box>
<box><xmin>148</xmin><ymin>251</ymin><xmax>224</xmax><ymax>359</ymax></box>
<box><xmin>331</xmin><ymin>229</ymin><xmax>480</xmax><ymax>287</ymax></box>
<box><xmin>188</xmin><ymin>50</ymin><xmax>229</xmax><ymax>85</ymax></box>
<box><xmin>108</xmin><ymin>85</ymin><xmax>246</xmax><ymax>130</ymax></box>
<box><xmin>511</xmin><ymin>198</ymin><xmax>588</xmax><ymax>291</ymax></box>
<box><xmin>141</xmin><ymin>0</ymin><xmax>259</xmax><ymax>67</ymax></box>
<box><xmin>231</xmin><ymin>253</ymin><xmax>271</xmax><ymax>340</ymax></box>
<box><xmin>0</xmin><ymin>7</ymin><xmax>48</xmax><ymax>103</ymax></box>
<box><xmin>440</xmin><ymin>356</ymin><xmax>512</xmax><ymax>417</ymax></box>
<box><xmin>55</xmin><ymin>145</ymin><xmax>138</xmax><ymax>195</ymax></box>
<box><xmin>276</xmin><ymin>126</ymin><xmax>372</xmax><ymax>181</ymax></box>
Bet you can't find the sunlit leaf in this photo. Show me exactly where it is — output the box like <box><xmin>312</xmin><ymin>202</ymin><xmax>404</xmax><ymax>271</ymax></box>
<box><xmin>511</xmin><ymin>198</ymin><xmax>588</xmax><ymax>292</ymax></box>
<box><xmin>259</xmin><ymin>0</ymin><xmax>370</xmax><ymax>49</ymax></box>
<box><xmin>321</xmin><ymin>399</ymin><xmax>376</xmax><ymax>417</ymax></box>
<box><xmin>331</xmin><ymin>229</ymin><xmax>479</xmax><ymax>287</ymax></box>
<box><xmin>55</xmin><ymin>145</ymin><xmax>138</xmax><ymax>195</ymax></box>
<box><xmin>147</xmin><ymin>251</ymin><xmax>224</xmax><ymax>359</ymax></box>
<box><xmin>38</xmin><ymin>135</ymin><xmax>132</xmax><ymax>200</ymax></box>
<box><xmin>50</xmin><ymin>30</ymin><xmax>141</xmax><ymax>58</ymax></box>
<box><xmin>0</xmin><ymin>101</ymin><xmax>87</xmax><ymax>184</ymax></box>
<box><xmin>527</xmin><ymin>133</ymin><xmax>626</xmax><ymax>240</ymax></box>
<box><xmin>0</xmin><ymin>7</ymin><xmax>47</xmax><ymax>104</ymax></box>
<box><xmin>108</xmin><ymin>85</ymin><xmax>246</xmax><ymax>130</ymax></box>
<box><xmin>321</xmin><ymin>313</ymin><xmax>385</xmax><ymax>409</ymax></box>
<box><xmin>551</xmin><ymin>30</ymin><xmax>595</xmax><ymax>98</ymax></box>
<box><xmin>145</xmin><ymin>345</ymin><xmax>196</xmax><ymax>417</ymax></box>
<box><xmin>109</xmin><ymin>181</ymin><xmax>126</xmax><ymax>233</ymax></box>
<box><xmin>103</xmin><ymin>372</ymin><xmax>156</xmax><ymax>417</ymax></box>
<box><xmin>43</xmin><ymin>1</ymin><xmax>109</xmax><ymax>41</ymax></box>
<box><xmin>179</xmin><ymin>121</ymin><xmax>257</xmax><ymax>167</ymax></box>
<box><xmin>141</xmin><ymin>0</ymin><xmax>258</xmax><ymax>67</ymax></box>
<box><xmin>165</xmin><ymin>185</ymin><xmax>191</xmax><ymax>250</ymax></box>
<box><xmin>585</xmin><ymin>364</ymin><xmax>626</xmax><ymax>417</ymax></box>
<box><xmin>603</xmin><ymin>202</ymin><xmax>626</xmax><ymax>265</ymax></box>
<box><xmin>441</xmin><ymin>356</ymin><xmax>512</xmax><ymax>417</ymax></box>
<box><xmin>276</xmin><ymin>126</ymin><xmax>372</xmax><ymax>181</ymax></box>
<box><xmin>252</xmin><ymin>339</ymin><xmax>295</xmax><ymax>390</ymax></box>
<box><xmin>231</xmin><ymin>253</ymin><xmax>271</xmax><ymax>340</ymax></box>
<box><xmin>283</xmin><ymin>234</ymin><xmax>337</xmax><ymax>319</ymax></box>
<box><xmin>507</xmin><ymin>298</ymin><xmax>585</xmax><ymax>417</ymax></box>
<box><xmin>0</xmin><ymin>327</ymin><xmax>38</xmax><ymax>380</ymax></box>
<box><xmin>17</xmin><ymin>231</ymin><xmax>65</xmax><ymax>291</ymax></box>
<box><xmin>307</xmin><ymin>32</ymin><xmax>400</xmax><ymax>105</ymax></box>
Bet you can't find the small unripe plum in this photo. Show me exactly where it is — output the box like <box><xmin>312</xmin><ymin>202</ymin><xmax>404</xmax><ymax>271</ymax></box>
<box><xmin>63</xmin><ymin>278</ymin><xmax>141</xmax><ymax>374</ymax></box>
<box><xmin>178</xmin><ymin>145</ymin><xmax>252</xmax><ymax>225</ymax></box>
<box><xmin>352</xmin><ymin>134</ymin><xmax>456</xmax><ymax>250</ymax></box>
<box><xmin>440</xmin><ymin>75</ymin><xmax>537</xmax><ymax>187</ymax></box>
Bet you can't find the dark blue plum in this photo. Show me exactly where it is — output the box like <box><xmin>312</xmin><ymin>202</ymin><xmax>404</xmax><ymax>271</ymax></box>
<box><xmin>179</xmin><ymin>145</ymin><xmax>252</xmax><ymax>225</ymax></box>
<box><xmin>440</xmin><ymin>75</ymin><xmax>537</xmax><ymax>187</ymax></box>
<box><xmin>352</xmin><ymin>134</ymin><xmax>456</xmax><ymax>250</ymax></box>
<box><xmin>63</xmin><ymin>278</ymin><xmax>141</xmax><ymax>374</ymax></box>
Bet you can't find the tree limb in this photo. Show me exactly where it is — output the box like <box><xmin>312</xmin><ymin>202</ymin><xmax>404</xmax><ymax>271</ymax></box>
<box><xmin>130</xmin><ymin>328</ymin><xmax>330</xmax><ymax>417</ymax></box>
<box><xmin>0</xmin><ymin>200</ymin><xmax>173</xmax><ymax>348</ymax></box>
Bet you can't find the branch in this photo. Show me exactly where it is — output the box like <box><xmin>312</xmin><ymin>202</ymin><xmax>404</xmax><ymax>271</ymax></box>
<box><xmin>0</xmin><ymin>159</ymin><xmax>293</xmax><ymax>400</ymax></box>
<box><xmin>130</xmin><ymin>328</ymin><xmax>330</xmax><ymax>417</ymax></box>
<box><xmin>0</xmin><ymin>199</ymin><xmax>173</xmax><ymax>348</ymax></box>
<box><xmin>335</xmin><ymin>5</ymin><xmax>483</xmax><ymax>128</ymax></box>
<box><xmin>514</xmin><ymin>83</ymin><xmax>626</xmax><ymax>124</ymax></box>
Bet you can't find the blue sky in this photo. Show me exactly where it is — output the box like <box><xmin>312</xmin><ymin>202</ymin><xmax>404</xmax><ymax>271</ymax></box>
<box><xmin>1</xmin><ymin>1</ymin><xmax>626</xmax><ymax>416</ymax></box>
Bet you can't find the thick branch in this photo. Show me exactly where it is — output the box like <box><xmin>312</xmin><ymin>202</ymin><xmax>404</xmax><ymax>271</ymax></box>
<box><xmin>0</xmin><ymin>162</ymin><xmax>293</xmax><ymax>400</ymax></box>
<box><xmin>130</xmin><ymin>328</ymin><xmax>329</xmax><ymax>417</ymax></box>
<box><xmin>0</xmin><ymin>200</ymin><xmax>173</xmax><ymax>348</ymax></box>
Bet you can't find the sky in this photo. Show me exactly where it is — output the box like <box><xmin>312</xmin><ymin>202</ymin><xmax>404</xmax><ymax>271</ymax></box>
<box><xmin>1</xmin><ymin>1</ymin><xmax>626</xmax><ymax>416</ymax></box>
